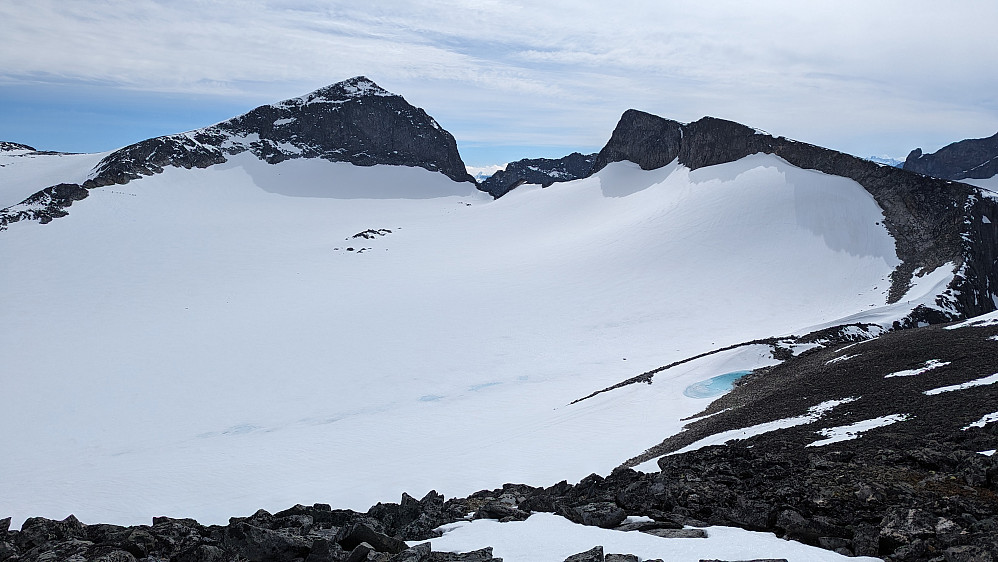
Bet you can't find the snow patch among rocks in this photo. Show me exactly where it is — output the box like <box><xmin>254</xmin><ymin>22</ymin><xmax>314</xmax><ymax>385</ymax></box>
<box><xmin>806</xmin><ymin>414</ymin><xmax>910</xmax><ymax>447</ymax></box>
<box><xmin>826</xmin><ymin>353</ymin><xmax>859</xmax><ymax>365</ymax></box>
<box><xmin>963</xmin><ymin>411</ymin><xmax>998</xmax><ymax>430</ymax></box>
<box><xmin>885</xmin><ymin>359</ymin><xmax>951</xmax><ymax>378</ymax></box>
<box><xmin>666</xmin><ymin>398</ymin><xmax>858</xmax><ymax>456</ymax></box>
<box><xmin>923</xmin><ymin>373</ymin><xmax>998</xmax><ymax>395</ymax></box>
<box><xmin>945</xmin><ymin>310</ymin><xmax>998</xmax><ymax>329</ymax></box>
<box><xmin>418</xmin><ymin>512</ymin><xmax>875</xmax><ymax>562</ymax></box>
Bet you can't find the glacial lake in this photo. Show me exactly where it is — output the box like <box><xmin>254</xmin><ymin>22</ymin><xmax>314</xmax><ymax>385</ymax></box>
<box><xmin>683</xmin><ymin>370</ymin><xmax>752</xmax><ymax>398</ymax></box>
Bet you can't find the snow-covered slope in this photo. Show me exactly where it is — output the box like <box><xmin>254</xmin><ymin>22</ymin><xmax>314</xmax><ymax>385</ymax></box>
<box><xmin>0</xmin><ymin>150</ymin><xmax>916</xmax><ymax>527</ymax></box>
<box><xmin>963</xmin><ymin>174</ymin><xmax>998</xmax><ymax>195</ymax></box>
<box><xmin>0</xmin><ymin>147</ymin><xmax>108</xmax><ymax>209</ymax></box>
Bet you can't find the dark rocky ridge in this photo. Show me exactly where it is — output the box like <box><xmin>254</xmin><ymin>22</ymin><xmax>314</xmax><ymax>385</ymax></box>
<box><xmin>904</xmin><ymin>132</ymin><xmax>998</xmax><ymax>181</ymax></box>
<box><xmin>591</xmin><ymin>110</ymin><xmax>998</xmax><ymax>319</ymax></box>
<box><xmin>0</xmin><ymin>141</ymin><xmax>36</xmax><ymax>152</ymax></box>
<box><xmin>0</xmin><ymin>77</ymin><xmax>474</xmax><ymax>230</ymax></box>
<box><xmin>479</xmin><ymin>152</ymin><xmax>596</xmax><ymax>198</ymax></box>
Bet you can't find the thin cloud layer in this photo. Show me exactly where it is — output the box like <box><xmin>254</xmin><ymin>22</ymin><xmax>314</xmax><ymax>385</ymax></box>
<box><xmin>2</xmin><ymin>0</ymin><xmax>997</xmax><ymax>162</ymax></box>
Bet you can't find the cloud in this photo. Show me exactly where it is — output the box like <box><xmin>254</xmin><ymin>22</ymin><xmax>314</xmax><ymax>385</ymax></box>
<box><xmin>2</xmin><ymin>0</ymin><xmax>997</xmax><ymax>161</ymax></box>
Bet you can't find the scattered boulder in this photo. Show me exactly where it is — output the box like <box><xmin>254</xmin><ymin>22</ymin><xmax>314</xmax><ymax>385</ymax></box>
<box><xmin>337</xmin><ymin>522</ymin><xmax>408</xmax><ymax>554</ymax></box>
<box><xmin>640</xmin><ymin>528</ymin><xmax>708</xmax><ymax>539</ymax></box>
<box><xmin>429</xmin><ymin>547</ymin><xmax>498</xmax><ymax>561</ymax></box>
<box><xmin>568</xmin><ymin>503</ymin><xmax>627</xmax><ymax>529</ymax></box>
<box><xmin>390</xmin><ymin>542</ymin><xmax>432</xmax><ymax>562</ymax></box>
<box><xmin>564</xmin><ymin>546</ymin><xmax>603</xmax><ymax>562</ymax></box>
<box><xmin>223</xmin><ymin>521</ymin><xmax>311</xmax><ymax>562</ymax></box>
<box><xmin>604</xmin><ymin>554</ymin><xmax>639</xmax><ymax>562</ymax></box>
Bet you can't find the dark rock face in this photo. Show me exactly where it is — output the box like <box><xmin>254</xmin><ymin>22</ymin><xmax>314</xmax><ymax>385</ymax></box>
<box><xmin>1</xmin><ymin>76</ymin><xmax>474</xmax><ymax>231</ymax></box>
<box><xmin>91</xmin><ymin>77</ymin><xmax>473</xmax><ymax>186</ymax></box>
<box><xmin>903</xmin><ymin>132</ymin><xmax>998</xmax><ymax>181</ymax></box>
<box><xmin>479</xmin><ymin>152</ymin><xmax>596</xmax><ymax>198</ymax></box>
<box><xmin>592</xmin><ymin>111</ymin><xmax>997</xmax><ymax>320</ymax></box>
<box><xmin>591</xmin><ymin>110</ymin><xmax>683</xmax><ymax>173</ymax></box>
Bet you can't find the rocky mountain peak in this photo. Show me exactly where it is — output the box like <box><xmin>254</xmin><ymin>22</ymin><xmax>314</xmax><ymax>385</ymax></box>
<box><xmin>1</xmin><ymin>77</ymin><xmax>475</xmax><ymax>231</ymax></box>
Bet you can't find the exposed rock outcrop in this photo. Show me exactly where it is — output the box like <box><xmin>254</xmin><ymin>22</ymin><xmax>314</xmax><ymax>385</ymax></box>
<box><xmin>479</xmin><ymin>152</ymin><xmax>596</xmax><ymax>198</ymax></box>
<box><xmin>903</xmin><ymin>132</ymin><xmax>998</xmax><ymax>181</ymax></box>
<box><xmin>0</xmin><ymin>141</ymin><xmax>36</xmax><ymax>152</ymax></box>
<box><xmin>1</xmin><ymin>77</ymin><xmax>474</xmax><ymax>231</ymax></box>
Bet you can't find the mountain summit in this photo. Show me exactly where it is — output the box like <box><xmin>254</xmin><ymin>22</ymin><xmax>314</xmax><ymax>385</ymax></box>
<box><xmin>1</xmin><ymin>77</ymin><xmax>473</xmax><ymax>229</ymax></box>
<box><xmin>93</xmin><ymin>76</ymin><xmax>474</xmax><ymax>185</ymax></box>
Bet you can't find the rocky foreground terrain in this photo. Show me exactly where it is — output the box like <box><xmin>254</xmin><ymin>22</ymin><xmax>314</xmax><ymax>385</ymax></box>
<box><xmin>4</xmin><ymin>317</ymin><xmax>996</xmax><ymax>562</ymax></box>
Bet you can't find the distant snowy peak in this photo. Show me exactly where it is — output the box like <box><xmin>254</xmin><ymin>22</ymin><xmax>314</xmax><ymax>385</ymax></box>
<box><xmin>466</xmin><ymin>164</ymin><xmax>506</xmax><ymax>183</ymax></box>
<box><xmin>479</xmin><ymin>152</ymin><xmax>597</xmax><ymax>198</ymax></box>
<box><xmin>92</xmin><ymin>76</ymin><xmax>473</xmax><ymax>186</ymax></box>
<box><xmin>865</xmin><ymin>156</ymin><xmax>903</xmax><ymax>168</ymax></box>
<box><xmin>591</xmin><ymin>109</ymin><xmax>998</xmax><ymax>321</ymax></box>
<box><xmin>903</xmin><ymin>131</ymin><xmax>998</xmax><ymax>181</ymax></box>
<box><xmin>0</xmin><ymin>141</ymin><xmax>36</xmax><ymax>152</ymax></box>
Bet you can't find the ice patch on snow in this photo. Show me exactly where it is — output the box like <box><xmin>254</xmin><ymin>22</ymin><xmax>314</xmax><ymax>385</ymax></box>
<box><xmin>418</xmin><ymin>512</ymin><xmax>877</xmax><ymax>562</ymax></box>
<box><xmin>885</xmin><ymin>359</ymin><xmax>951</xmax><ymax>378</ymax></box>
<box><xmin>806</xmin><ymin>414</ymin><xmax>910</xmax><ymax>447</ymax></box>
<box><xmin>682</xmin><ymin>371</ymin><xmax>751</xmax><ymax>398</ymax></box>
<box><xmin>923</xmin><ymin>373</ymin><xmax>998</xmax><ymax>395</ymax></box>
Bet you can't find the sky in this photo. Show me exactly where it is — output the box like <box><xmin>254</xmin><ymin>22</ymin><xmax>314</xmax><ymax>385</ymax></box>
<box><xmin>2</xmin><ymin>0</ymin><xmax>997</xmax><ymax>168</ymax></box>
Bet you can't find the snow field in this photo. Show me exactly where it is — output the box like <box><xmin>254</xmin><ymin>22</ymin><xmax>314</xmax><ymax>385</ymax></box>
<box><xmin>0</xmin><ymin>149</ymin><xmax>109</xmax><ymax>209</ymax></box>
<box><xmin>1</xmin><ymin>152</ymin><xmax>908</xmax><ymax>527</ymax></box>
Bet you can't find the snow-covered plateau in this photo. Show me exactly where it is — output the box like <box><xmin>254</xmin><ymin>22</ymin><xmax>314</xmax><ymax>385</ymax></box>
<box><xmin>0</xmin><ymin>147</ymin><xmax>940</xmax><ymax>532</ymax></box>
